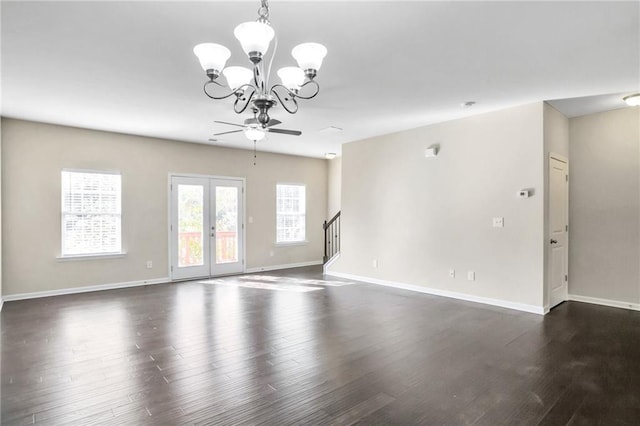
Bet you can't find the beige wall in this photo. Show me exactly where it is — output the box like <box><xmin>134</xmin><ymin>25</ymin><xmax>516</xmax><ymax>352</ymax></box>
<box><xmin>327</xmin><ymin>156</ymin><xmax>342</xmax><ymax>218</ymax></box>
<box><xmin>1</xmin><ymin>118</ymin><xmax>327</xmax><ymax>296</ymax></box>
<box><xmin>329</xmin><ymin>102</ymin><xmax>545</xmax><ymax>310</ymax></box>
<box><xmin>569</xmin><ymin>107</ymin><xmax>640</xmax><ymax>304</ymax></box>
<box><xmin>543</xmin><ymin>103</ymin><xmax>570</xmax><ymax>158</ymax></box>
<box><xmin>543</xmin><ymin>103</ymin><xmax>569</xmax><ymax>307</ymax></box>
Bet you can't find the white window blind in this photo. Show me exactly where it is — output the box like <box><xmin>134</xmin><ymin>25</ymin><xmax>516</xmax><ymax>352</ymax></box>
<box><xmin>61</xmin><ymin>171</ymin><xmax>122</xmax><ymax>256</ymax></box>
<box><xmin>276</xmin><ymin>184</ymin><xmax>306</xmax><ymax>243</ymax></box>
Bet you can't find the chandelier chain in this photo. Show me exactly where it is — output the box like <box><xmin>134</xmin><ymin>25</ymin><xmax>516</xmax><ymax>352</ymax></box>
<box><xmin>258</xmin><ymin>0</ymin><xmax>270</xmax><ymax>23</ymax></box>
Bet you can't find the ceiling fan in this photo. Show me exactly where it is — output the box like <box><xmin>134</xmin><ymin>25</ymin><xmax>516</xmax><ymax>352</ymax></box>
<box><xmin>211</xmin><ymin>114</ymin><xmax>302</xmax><ymax>143</ymax></box>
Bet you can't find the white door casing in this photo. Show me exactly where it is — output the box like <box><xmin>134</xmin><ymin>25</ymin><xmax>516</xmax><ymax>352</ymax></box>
<box><xmin>548</xmin><ymin>155</ymin><xmax>569</xmax><ymax>309</ymax></box>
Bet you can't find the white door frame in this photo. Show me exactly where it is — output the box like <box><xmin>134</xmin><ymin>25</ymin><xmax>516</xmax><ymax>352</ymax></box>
<box><xmin>168</xmin><ymin>173</ymin><xmax>246</xmax><ymax>281</ymax></box>
<box><xmin>547</xmin><ymin>153</ymin><xmax>569</xmax><ymax>309</ymax></box>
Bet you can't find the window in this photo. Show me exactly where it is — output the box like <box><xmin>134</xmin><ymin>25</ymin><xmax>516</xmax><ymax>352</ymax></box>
<box><xmin>276</xmin><ymin>184</ymin><xmax>306</xmax><ymax>243</ymax></box>
<box><xmin>61</xmin><ymin>170</ymin><xmax>122</xmax><ymax>256</ymax></box>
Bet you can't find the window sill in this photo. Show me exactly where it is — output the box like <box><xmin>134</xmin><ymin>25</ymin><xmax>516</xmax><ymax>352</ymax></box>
<box><xmin>56</xmin><ymin>252</ymin><xmax>127</xmax><ymax>262</ymax></box>
<box><xmin>275</xmin><ymin>241</ymin><xmax>308</xmax><ymax>247</ymax></box>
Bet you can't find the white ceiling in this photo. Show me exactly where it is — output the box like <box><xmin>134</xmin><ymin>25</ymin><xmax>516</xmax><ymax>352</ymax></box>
<box><xmin>547</xmin><ymin>92</ymin><xmax>634</xmax><ymax>118</ymax></box>
<box><xmin>1</xmin><ymin>1</ymin><xmax>638</xmax><ymax>158</ymax></box>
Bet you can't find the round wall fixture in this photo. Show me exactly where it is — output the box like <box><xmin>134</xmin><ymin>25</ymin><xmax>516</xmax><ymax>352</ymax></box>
<box><xmin>623</xmin><ymin>93</ymin><xmax>640</xmax><ymax>106</ymax></box>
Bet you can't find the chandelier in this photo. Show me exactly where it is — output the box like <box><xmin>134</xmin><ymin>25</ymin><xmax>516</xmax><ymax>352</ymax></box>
<box><xmin>193</xmin><ymin>0</ymin><xmax>328</xmax><ymax>138</ymax></box>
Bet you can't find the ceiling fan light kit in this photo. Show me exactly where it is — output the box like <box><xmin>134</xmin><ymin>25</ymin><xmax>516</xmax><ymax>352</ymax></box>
<box><xmin>244</xmin><ymin>127</ymin><xmax>266</xmax><ymax>141</ymax></box>
<box><xmin>193</xmin><ymin>0</ymin><xmax>327</xmax><ymax>141</ymax></box>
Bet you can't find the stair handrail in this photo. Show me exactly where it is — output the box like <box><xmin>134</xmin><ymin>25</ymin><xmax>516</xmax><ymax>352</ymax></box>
<box><xmin>323</xmin><ymin>211</ymin><xmax>341</xmax><ymax>231</ymax></box>
<box><xmin>323</xmin><ymin>211</ymin><xmax>341</xmax><ymax>263</ymax></box>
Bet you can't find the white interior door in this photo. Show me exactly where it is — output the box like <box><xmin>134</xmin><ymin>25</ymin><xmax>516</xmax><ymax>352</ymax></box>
<box><xmin>171</xmin><ymin>176</ymin><xmax>244</xmax><ymax>280</ymax></box>
<box><xmin>548</xmin><ymin>156</ymin><xmax>569</xmax><ymax>309</ymax></box>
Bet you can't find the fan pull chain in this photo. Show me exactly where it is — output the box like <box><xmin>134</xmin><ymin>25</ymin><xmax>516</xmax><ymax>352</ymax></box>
<box><xmin>253</xmin><ymin>140</ymin><xmax>257</xmax><ymax>166</ymax></box>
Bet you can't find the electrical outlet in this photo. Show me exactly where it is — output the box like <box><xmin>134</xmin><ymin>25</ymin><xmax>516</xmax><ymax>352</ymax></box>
<box><xmin>372</xmin><ymin>259</ymin><xmax>378</xmax><ymax>268</ymax></box>
<box><xmin>269</xmin><ymin>250</ymin><xmax>274</xmax><ymax>257</ymax></box>
<box><xmin>146</xmin><ymin>261</ymin><xmax>153</xmax><ymax>269</ymax></box>
<box><xmin>492</xmin><ymin>217</ymin><xmax>504</xmax><ymax>228</ymax></box>
<box><xmin>467</xmin><ymin>271</ymin><xmax>475</xmax><ymax>281</ymax></box>
<box><xmin>449</xmin><ymin>269</ymin><xmax>455</xmax><ymax>278</ymax></box>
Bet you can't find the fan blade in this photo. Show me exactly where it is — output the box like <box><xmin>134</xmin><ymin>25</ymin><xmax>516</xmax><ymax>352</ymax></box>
<box><xmin>214</xmin><ymin>120</ymin><xmax>245</xmax><ymax>128</ymax></box>
<box><xmin>213</xmin><ymin>129</ymin><xmax>243</xmax><ymax>136</ymax></box>
<box><xmin>244</xmin><ymin>118</ymin><xmax>282</xmax><ymax>128</ymax></box>
<box><xmin>267</xmin><ymin>128</ymin><xmax>302</xmax><ymax>136</ymax></box>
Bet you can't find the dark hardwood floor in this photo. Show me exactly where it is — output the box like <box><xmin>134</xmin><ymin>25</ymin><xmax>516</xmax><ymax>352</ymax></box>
<box><xmin>2</xmin><ymin>266</ymin><xmax>639</xmax><ymax>425</ymax></box>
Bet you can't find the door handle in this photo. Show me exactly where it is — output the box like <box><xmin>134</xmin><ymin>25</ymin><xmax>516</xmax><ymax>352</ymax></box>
<box><xmin>550</xmin><ymin>239</ymin><xmax>558</xmax><ymax>244</ymax></box>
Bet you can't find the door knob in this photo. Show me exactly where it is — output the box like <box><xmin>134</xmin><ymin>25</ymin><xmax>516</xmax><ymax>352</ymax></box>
<box><xmin>550</xmin><ymin>239</ymin><xmax>558</xmax><ymax>244</ymax></box>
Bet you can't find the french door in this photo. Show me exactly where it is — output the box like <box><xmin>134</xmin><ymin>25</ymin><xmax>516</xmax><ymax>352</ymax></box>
<box><xmin>170</xmin><ymin>175</ymin><xmax>244</xmax><ymax>280</ymax></box>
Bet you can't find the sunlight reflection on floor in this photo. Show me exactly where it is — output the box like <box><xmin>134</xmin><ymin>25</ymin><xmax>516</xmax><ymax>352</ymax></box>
<box><xmin>198</xmin><ymin>276</ymin><xmax>354</xmax><ymax>292</ymax></box>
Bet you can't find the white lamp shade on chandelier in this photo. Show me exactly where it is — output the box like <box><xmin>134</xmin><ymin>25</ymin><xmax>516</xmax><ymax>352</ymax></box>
<box><xmin>234</xmin><ymin>21</ymin><xmax>275</xmax><ymax>56</ymax></box>
<box><xmin>193</xmin><ymin>43</ymin><xmax>231</xmax><ymax>73</ymax></box>
<box><xmin>223</xmin><ymin>66</ymin><xmax>253</xmax><ymax>90</ymax></box>
<box><xmin>291</xmin><ymin>43</ymin><xmax>328</xmax><ymax>71</ymax></box>
<box><xmin>277</xmin><ymin>67</ymin><xmax>305</xmax><ymax>91</ymax></box>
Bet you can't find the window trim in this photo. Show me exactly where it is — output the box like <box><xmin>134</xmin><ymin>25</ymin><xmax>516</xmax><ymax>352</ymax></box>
<box><xmin>275</xmin><ymin>183</ymin><xmax>307</xmax><ymax>244</ymax></box>
<box><xmin>60</xmin><ymin>169</ymin><xmax>123</xmax><ymax>258</ymax></box>
<box><xmin>275</xmin><ymin>240</ymin><xmax>308</xmax><ymax>247</ymax></box>
<box><xmin>56</xmin><ymin>252</ymin><xmax>127</xmax><ymax>261</ymax></box>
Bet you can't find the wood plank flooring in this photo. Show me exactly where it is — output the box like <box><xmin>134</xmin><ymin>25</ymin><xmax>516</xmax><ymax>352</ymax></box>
<box><xmin>2</xmin><ymin>266</ymin><xmax>639</xmax><ymax>425</ymax></box>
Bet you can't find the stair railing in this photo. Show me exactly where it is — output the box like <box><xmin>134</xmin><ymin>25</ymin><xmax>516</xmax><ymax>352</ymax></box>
<box><xmin>323</xmin><ymin>211</ymin><xmax>341</xmax><ymax>263</ymax></box>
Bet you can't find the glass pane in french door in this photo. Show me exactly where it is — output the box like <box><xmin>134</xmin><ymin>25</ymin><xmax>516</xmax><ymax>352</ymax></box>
<box><xmin>177</xmin><ymin>184</ymin><xmax>204</xmax><ymax>267</ymax></box>
<box><xmin>215</xmin><ymin>186</ymin><xmax>238</xmax><ymax>264</ymax></box>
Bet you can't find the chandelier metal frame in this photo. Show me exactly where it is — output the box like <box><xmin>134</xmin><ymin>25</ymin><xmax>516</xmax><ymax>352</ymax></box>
<box><xmin>194</xmin><ymin>0</ymin><xmax>327</xmax><ymax>129</ymax></box>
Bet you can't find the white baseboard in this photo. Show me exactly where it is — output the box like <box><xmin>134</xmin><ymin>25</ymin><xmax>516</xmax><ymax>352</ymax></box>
<box><xmin>245</xmin><ymin>260</ymin><xmax>323</xmax><ymax>274</ymax></box>
<box><xmin>568</xmin><ymin>294</ymin><xmax>640</xmax><ymax>311</ymax></box>
<box><xmin>322</xmin><ymin>253</ymin><xmax>340</xmax><ymax>274</ymax></box>
<box><xmin>325</xmin><ymin>271</ymin><xmax>545</xmax><ymax>315</ymax></box>
<box><xmin>2</xmin><ymin>277</ymin><xmax>170</xmax><ymax>302</ymax></box>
